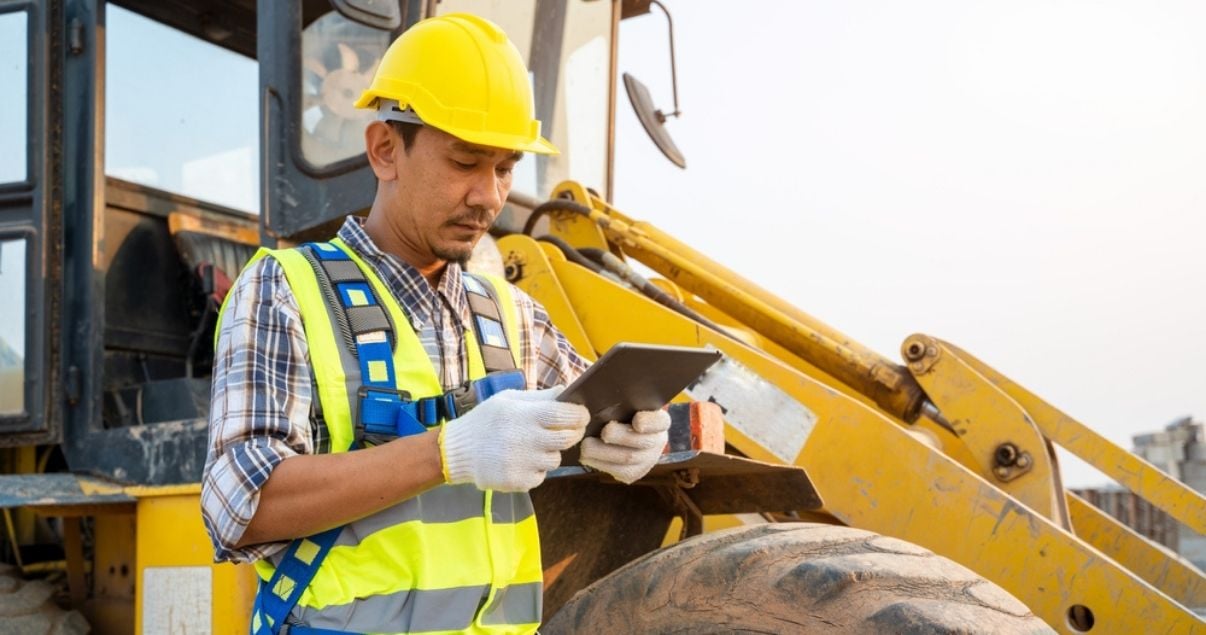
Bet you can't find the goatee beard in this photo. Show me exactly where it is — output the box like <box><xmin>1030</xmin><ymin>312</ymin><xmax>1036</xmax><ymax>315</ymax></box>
<box><xmin>433</xmin><ymin>244</ymin><xmax>473</xmax><ymax>265</ymax></box>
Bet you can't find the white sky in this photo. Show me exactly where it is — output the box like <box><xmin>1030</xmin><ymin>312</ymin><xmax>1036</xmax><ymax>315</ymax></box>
<box><xmin>613</xmin><ymin>1</ymin><xmax>1206</xmax><ymax>487</ymax></box>
<box><xmin>1</xmin><ymin>2</ymin><xmax>1201</xmax><ymax>487</ymax></box>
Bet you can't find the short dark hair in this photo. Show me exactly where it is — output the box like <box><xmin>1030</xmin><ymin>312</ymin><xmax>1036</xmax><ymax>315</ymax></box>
<box><xmin>389</xmin><ymin>121</ymin><xmax>421</xmax><ymax>152</ymax></box>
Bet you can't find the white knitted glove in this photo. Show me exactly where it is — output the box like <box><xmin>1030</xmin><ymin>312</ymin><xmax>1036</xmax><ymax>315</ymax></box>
<box><xmin>579</xmin><ymin>409</ymin><xmax>671</xmax><ymax>484</ymax></box>
<box><xmin>439</xmin><ymin>387</ymin><xmax>589</xmax><ymax>492</ymax></box>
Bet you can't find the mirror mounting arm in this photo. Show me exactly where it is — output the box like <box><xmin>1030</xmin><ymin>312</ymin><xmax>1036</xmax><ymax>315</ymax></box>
<box><xmin>649</xmin><ymin>0</ymin><xmax>681</xmax><ymax>120</ymax></box>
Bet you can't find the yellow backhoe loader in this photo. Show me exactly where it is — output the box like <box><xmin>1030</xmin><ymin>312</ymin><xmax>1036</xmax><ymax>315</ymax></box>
<box><xmin>0</xmin><ymin>0</ymin><xmax>1201</xmax><ymax>632</ymax></box>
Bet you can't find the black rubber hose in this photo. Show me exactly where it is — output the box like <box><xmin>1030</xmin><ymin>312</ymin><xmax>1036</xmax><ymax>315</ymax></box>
<box><xmin>525</xmin><ymin>199</ymin><xmax>728</xmax><ymax>335</ymax></box>
<box><xmin>522</xmin><ymin>199</ymin><xmax>594</xmax><ymax>236</ymax></box>
<box><xmin>536</xmin><ymin>235</ymin><xmax>605</xmax><ymax>274</ymax></box>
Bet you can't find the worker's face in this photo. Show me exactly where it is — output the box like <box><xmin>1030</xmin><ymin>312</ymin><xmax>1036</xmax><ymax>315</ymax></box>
<box><xmin>370</xmin><ymin>122</ymin><xmax>520</xmax><ymax>265</ymax></box>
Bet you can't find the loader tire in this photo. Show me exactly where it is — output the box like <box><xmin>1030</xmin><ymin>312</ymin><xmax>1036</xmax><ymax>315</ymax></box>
<box><xmin>0</xmin><ymin>565</ymin><xmax>90</xmax><ymax>635</ymax></box>
<box><xmin>545</xmin><ymin>523</ymin><xmax>1053</xmax><ymax>634</ymax></box>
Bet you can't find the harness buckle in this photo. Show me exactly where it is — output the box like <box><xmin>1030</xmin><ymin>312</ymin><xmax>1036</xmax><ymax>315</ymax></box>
<box><xmin>444</xmin><ymin>382</ymin><xmax>479</xmax><ymax>420</ymax></box>
<box><xmin>444</xmin><ymin>370</ymin><xmax>528</xmax><ymax>420</ymax></box>
<box><xmin>356</xmin><ymin>385</ymin><xmax>424</xmax><ymax>437</ymax></box>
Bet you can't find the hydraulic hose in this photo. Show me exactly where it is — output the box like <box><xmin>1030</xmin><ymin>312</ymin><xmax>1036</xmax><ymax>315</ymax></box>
<box><xmin>535</xmin><ymin>235</ymin><xmax>605</xmax><ymax>274</ymax></box>
<box><xmin>575</xmin><ymin>247</ymin><xmax>727</xmax><ymax>333</ymax></box>
<box><xmin>522</xmin><ymin>199</ymin><xmax>593</xmax><ymax>236</ymax></box>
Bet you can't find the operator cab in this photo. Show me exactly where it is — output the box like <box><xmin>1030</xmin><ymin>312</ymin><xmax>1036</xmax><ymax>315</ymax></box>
<box><xmin>0</xmin><ymin>0</ymin><xmax>619</xmax><ymax>484</ymax></box>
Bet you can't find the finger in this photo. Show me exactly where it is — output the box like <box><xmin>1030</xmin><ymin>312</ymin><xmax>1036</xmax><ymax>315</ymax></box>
<box><xmin>494</xmin><ymin>469</ymin><xmax>543</xmax><ymax>493</ymax></box>
<box><xmin>632</xmin><ymin>409</ymin><xmax>671</xmax><ymax>434</ymax></box>
<box><xmin>600</xmin><ymin>421</ymin><xmax>664</xmax><ymax>450</ymax></box>
<box><xmin>580</xmin><ymin>437</ymin><xmax>640</xmax><ymax>465</ymax></box>
<box><xmin>535</xmin><ymin>403</ymin><xmax>590</xmax><ymax>430</ymax></box>
<box><xmin>532</xmin><ymin>449</ymin><xmax>562</xmax><ymax>473</ymax></box>
<box><xmin>502</xmin><ymin>386</ymin><xmax>564</xmax><ymax>402</ymax></box>
<box><xmin>577</xmin><ymin>455</ymin><xmax>628</xmax><ymax>475</ymax></box>
<box><xmin>534</xmin><ymin>426</ymin><xmax>584</xmax><ymax>452</ymax></box>
<box><xmin>577</xmin><ymin>457</ymin><xmax>649</xmax><ymax>485</ymax></box>
<box><xmin>518</xmin><ymin>470</ymin><xmax>548</xmax><ymax>492</ymax></box>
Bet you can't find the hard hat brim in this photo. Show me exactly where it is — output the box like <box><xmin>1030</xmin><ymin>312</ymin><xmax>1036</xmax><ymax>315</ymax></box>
<box><xmin>363</xmin><ymin>95</ymin><xmax>559</xmax><ymax>155</ymax></box>
<box><xmin>453</xmin><ymin>130</ymin><xmax>559</xmax><ymax>156</ymax></box>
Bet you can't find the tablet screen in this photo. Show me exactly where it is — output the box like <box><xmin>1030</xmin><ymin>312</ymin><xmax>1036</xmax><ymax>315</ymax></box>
<box><xmin>557</xmin><ymin>342</ymin><xmax>722</xmax><ymax>463</ymax></box>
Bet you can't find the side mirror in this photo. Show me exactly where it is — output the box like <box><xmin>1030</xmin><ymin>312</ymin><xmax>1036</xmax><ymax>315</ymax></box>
<box><xmin>623</xmin><ymin>0</ymin><xmax>685</xmax><ymax>169</ymax></box>
<box><xmin>330</xmin><ymin>0</ymin><xmax>402</xmax><ymax>31</ymax></box>
<box><xmin>624</xmin><ymin>73</ymin><xmax>685</xmax><ymax>168</ymax></box>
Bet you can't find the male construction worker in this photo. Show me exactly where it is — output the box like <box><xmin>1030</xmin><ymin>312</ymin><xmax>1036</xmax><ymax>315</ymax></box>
<box><xmin>201</xmin><ymin>13</ymin><xmax>671</xmax><ymax>634</ymax></box>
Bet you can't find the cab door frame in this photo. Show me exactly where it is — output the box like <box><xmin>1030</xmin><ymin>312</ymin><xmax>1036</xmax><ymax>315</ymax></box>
<box><xmin>0</xmin><ymin>0</ymin><xmax>59</xmax><ymax>445</ymax></box>
<box><xmin>258</xmin><ymin>0</ymin><xmax>422</xmax><ymax>243</ymax></box>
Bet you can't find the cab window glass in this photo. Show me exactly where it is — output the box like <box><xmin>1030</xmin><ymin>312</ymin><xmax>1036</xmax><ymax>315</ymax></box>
<box><xmin>0</xmin><ymin>11</ymin><xmax>28</xmax><ymax>184</ymax></box>
<box><xmin>300</xmin><ymin>12</ymin><xmax>389</xmax><ymax>168</ymax></box>
<box><xmin>105</xmin><ymin>5</ymin><xmax>259</xmax><ymax>212</ymax></box>
<box><xmin>0</xmin><ymin>238</ymin><xmax>26</xmax><ymax>415</ymax></box>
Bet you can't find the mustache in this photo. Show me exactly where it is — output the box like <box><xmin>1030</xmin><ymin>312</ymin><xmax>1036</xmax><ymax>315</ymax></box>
<box><xmin>445</xmin><ymin>208</ymin><xmax>493</xmax><ymax>228</ymax></box>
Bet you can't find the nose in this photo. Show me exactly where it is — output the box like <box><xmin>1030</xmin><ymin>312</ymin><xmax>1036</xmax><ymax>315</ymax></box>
<box><xmin>465</xmin><ymin>167</ymin><xmax>504</xmax><ymax>213</ymax></box>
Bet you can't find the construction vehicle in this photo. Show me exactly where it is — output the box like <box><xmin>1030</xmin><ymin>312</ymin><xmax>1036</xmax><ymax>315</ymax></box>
<box><xmin>0</xmin><ymin>0</ymin><xmax>1202</xmax><ymax>632</ymax></box>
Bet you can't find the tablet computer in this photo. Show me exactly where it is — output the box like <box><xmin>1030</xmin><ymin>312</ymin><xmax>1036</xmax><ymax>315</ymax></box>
<box><xmin>558</xmin><ymin>342</ymin><xmax>723</xmax><ymax>462</ymax></box>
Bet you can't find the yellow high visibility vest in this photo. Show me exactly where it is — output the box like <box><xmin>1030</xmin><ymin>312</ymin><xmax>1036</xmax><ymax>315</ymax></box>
<box><xmin>229</xmin><ymin>238</ymin><xmax>542</xmax><ymax>634</ymax></box>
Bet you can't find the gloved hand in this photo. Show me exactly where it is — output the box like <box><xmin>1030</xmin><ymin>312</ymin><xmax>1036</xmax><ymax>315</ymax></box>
<box><xmin>579</xmin><ymin>409</ymin><xmax>670</xmax><ymax>484</ymax></box>
<box><xmin>439</xmin><ymin>387</ymin><xmax>589</xmax><ymax>492</ymax></box>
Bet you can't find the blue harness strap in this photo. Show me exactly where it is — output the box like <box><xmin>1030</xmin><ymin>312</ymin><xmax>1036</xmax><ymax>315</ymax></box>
<box><xmin>249</xmin><ymin>243</ymin><xmax>525</xmax><ymax>634</ymax></box>
<box><xmin>250</xmin><ymin>526</ymin><xmax>343</xmax><ymax>635</ymax></box>
<box><xmin>299</xmin><ymin>242</ymin><xmax>414</xmax><ymax>445</ymax></box>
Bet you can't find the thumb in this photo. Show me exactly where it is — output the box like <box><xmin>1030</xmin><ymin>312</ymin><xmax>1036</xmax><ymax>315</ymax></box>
<box><xmin>632</xmin><ymin>409</ymin><xmax>671</xmax><ymax>434</ymax></box>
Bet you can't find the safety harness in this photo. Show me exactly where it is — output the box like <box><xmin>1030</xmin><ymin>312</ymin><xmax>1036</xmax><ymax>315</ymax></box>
<box><xmin>250</xmin><ymin>241</ymin><xmax>525</xmax><ymax>635</ymax></box>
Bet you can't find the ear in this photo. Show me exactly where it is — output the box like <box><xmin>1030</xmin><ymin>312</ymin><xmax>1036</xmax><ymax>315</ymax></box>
<box><xmin>365</xmin><ymin>120</ymin><xmax>400</xmax><ymax>181</ymax></box>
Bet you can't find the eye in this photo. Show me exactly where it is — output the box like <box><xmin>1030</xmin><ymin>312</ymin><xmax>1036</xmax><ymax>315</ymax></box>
<box><xmin>452</xmin><ymin>160</ymin><xmax>476</xmax><ymax>171</ymax></box>
<box><xmin>496</xmin><ymin>165</ymin><xmax>514</xmax><ymax>177</ymax></box>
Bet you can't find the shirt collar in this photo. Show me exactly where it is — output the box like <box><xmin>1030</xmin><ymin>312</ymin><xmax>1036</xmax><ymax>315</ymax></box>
<box><xmin>336</xmin><ymin>216</ymin><xmax>471</xmax><ymax>329</ymax></box>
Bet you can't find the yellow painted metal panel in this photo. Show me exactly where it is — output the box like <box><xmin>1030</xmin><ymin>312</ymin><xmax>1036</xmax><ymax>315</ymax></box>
<box><xmin>545</xmin><ymin>181</ymin><xmax>613</xmax><ymax>254</ymax></box>
<box><xmin>557</xmin><ymin>185</ymin><xmax>926</xmax><ymax>424</ymax></box>
<box><xmin>801</xmin><ymin>411</ymin><xmax>1203</xmax><ymax>633</ymax></box>
<box><xmin>909</xmin><ymin>337</ymin><xmax>1067</xmax><ymax>526</ymax></box>
<box><xmin>548</xmin><ymin>259</ymin><xmax>837</xmax><ymax>466</ymax></box>
<box><xmin>1068</xmin><ymin>493</ymin><xmax>1206</xmax><ymax>608</ymax></box>
<box><xmin>132</xmin><ymin>488</ymin><xmax>256</xmax><ymax>634</ymax></box>
<box><xmin>499</xmin><ymin>234</ymin><xmax>596</xmax><ymax>361</ymax></box>
<box><xmin>523</xmin><ymin>181</ymin><xmax>1206</xmax><ymax>630</ymax></box>
<box><xmin>947</xmin><ymin>340</ymin><xmax>1206</xmax><ymax>535</ymax></box>
<box><xmin>89</xmin><ymin>514</ymin><xmax>136</xmax><ymax>633</ymax></box>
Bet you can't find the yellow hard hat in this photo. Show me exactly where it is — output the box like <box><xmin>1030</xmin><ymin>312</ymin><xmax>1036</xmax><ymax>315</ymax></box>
<box><xmin>355</xmin><ymin>12</ymin><xmax>558</xmax><ymax>155</ymax></box>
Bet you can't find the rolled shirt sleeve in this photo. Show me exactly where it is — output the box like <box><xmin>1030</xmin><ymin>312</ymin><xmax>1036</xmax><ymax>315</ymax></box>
<box><xmin>201</xmin><ymin>257</ymin><xmax>316</xmax><ymax>563</ymax></box>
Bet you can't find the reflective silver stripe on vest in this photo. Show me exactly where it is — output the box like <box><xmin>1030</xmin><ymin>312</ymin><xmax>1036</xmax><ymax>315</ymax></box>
<box><xmin>329</xmin><ymin>488</ymin><xmax>534</xmax><ymax>550</ymax></box>
<box><xmin>490</xmin><ymin>491</ymin><xmax>535</xmax><ymax>524</ymax></box>
<box><xmin>266</xmin><ymin>484</ymin><xmax>490</xmax><ymax>572</ymax></box>
<box><xmin>480</xmin><ymin>581</ymin><xmax>543</xmax><ymax>626</ymax></box>
<box><xmin>295</xmin><ymin>583</ymin><xmax>491</xmax><ymax>632</ymax></box>
<box><xmin>339</xmin><ymin>483</ymin><xmax>486</xmax><ymax>546</ymax></box>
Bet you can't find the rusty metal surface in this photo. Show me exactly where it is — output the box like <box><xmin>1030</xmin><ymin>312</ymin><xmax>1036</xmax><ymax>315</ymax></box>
<box><xmin>533</xmin><ymin>477</ymin><xmax>674</xmax><ymax>621</ymax></box>
<box><xmin>550</xmin><ymin>451</ymin><xmax>823</xmax><ymax>514</ymax></box>
<box><xmin>620</xmin><ymin>0</ymin><xmax>653</xmax><ymax>20</ymax></box>
<box><xmin>0</xmin><ymin>474</ymin><xmax>134</xmax><ymax>509</ymax></box>
<box><xmin>537</xmin><ymin>452</ymin><xmax>819</xmax><ymax>619</ymax></box>
<box><xmin>62</xmin><ymin>417</ymin><xmax>210</xmax><ymax>485</ymax></box>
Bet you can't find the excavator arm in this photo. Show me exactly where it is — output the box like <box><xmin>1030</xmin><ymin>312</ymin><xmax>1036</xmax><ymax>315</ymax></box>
<box><xmin>502</xmin><ymin>181</ymin><xmax>1206</xmax><ymax>633</ymax></box>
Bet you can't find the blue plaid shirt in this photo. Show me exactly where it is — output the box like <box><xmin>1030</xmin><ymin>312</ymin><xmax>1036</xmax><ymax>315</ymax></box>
<box><xmin>202</xmin><ymin>217</ymin><xmax>589</xmax><ymax>563</ymax></box>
